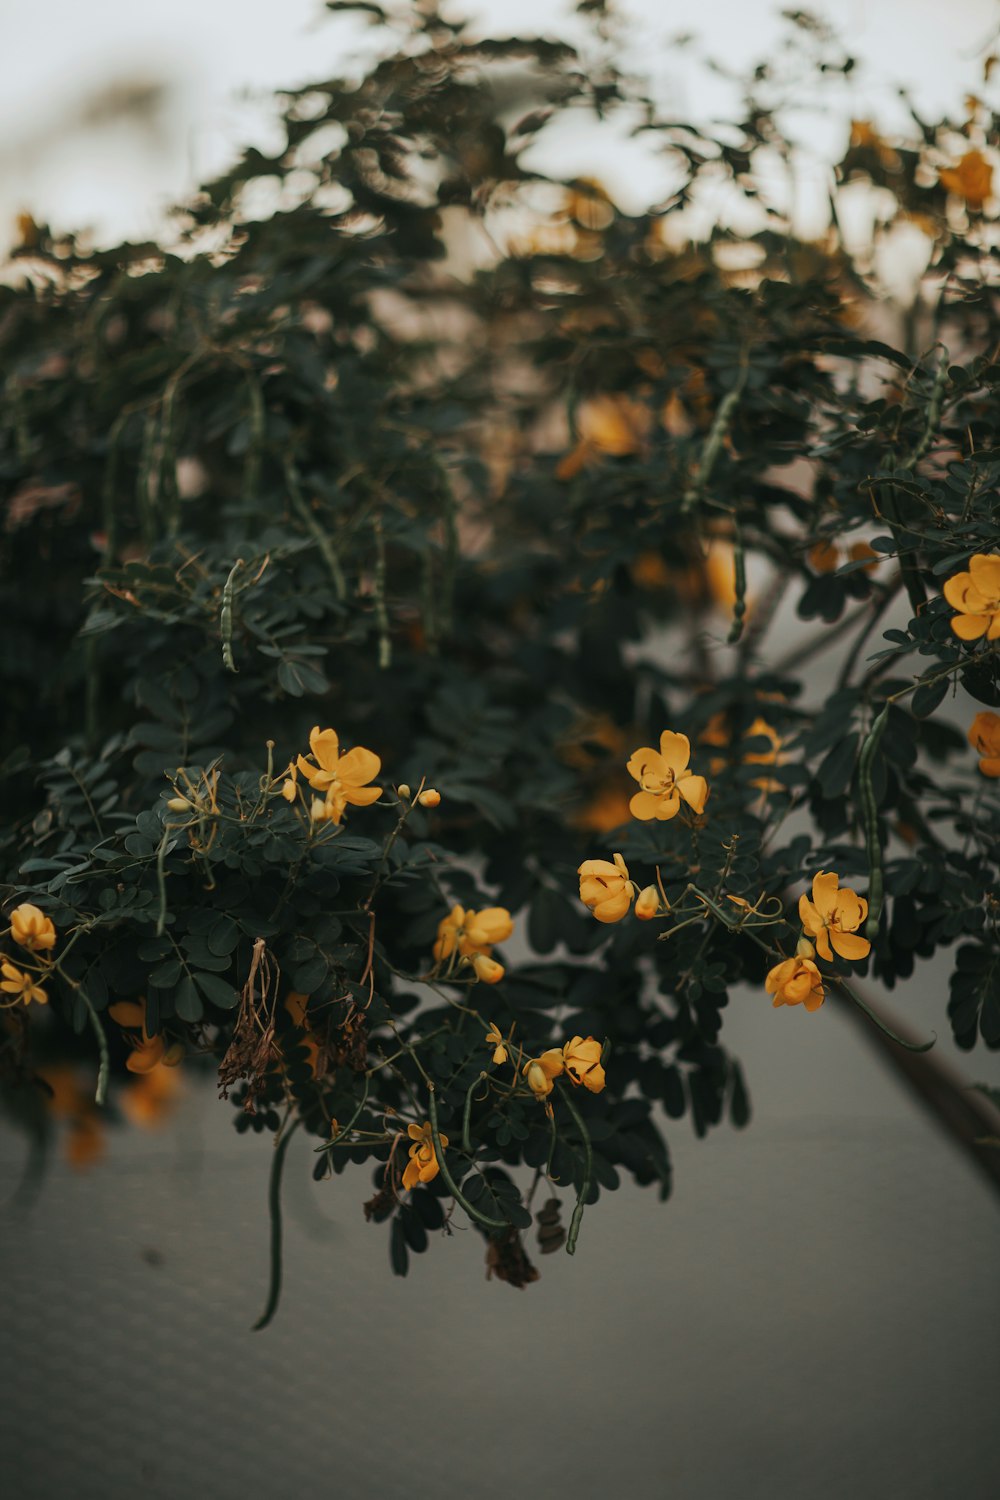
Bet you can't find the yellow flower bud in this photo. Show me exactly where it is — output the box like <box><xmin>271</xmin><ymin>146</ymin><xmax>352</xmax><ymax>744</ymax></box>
<box><xmin>471</xmin><ymin>953</ymin><xmax>504</xmax><ymax>985</ymax></box>
<box><xmin>397</xmin><ymin>783</ymin><xmax>412</xmax><ymax>800</ymax></box>
<box><xmin>634</xmin><ymin>885</ymin><xmax>660</xmax><ymax>920</ymax></box>
<box><xmin>795</xmin><ymin>935</ymin><xmax>816</xmax><ymax>959</ymax></box>
<box><xmin>9</xmin><ymin>903</ymin><xmax>57</xmax><ymax>953</ymax></box>
<box><xmin>417</xmin><ymin>788</ymin><xmax>441</xmax><ymax>808</ymax></box>
<box><xmin>166</xmin><ymin>797</ymin><xmax>191</xmax><ymax>813</ymax></box>
<box><xmin>310</xmin><ymin>796</ymin><xmax>335</xmax><ymax>824</ymax></box>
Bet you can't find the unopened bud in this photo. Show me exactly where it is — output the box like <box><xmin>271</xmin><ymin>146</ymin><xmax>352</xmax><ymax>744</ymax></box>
<box><xmin>634</xmin><ymin>885</ymin><xmax>660</xmax><ymax>920</ymax></box>
<box><xmin>471</xmin><ymin>953</ymin><xmax>504</xmax><ymax>985</ymax></box>
<box><xmin>397</xmin><ymin>783</ymin><xmax>411</xmax><ymax>801</ymax></box>
<box><xmin>417</xmin><ymin>787</ymin><xmax>441</xmax><ymax>808</ymax></box>
<box><xmin>166</xmin><ymin>797</ymin><xmax>190</xmax><ymax>813</ymax></box>
<box><xmin>310</xmin><ymin>796</ymin><xmax>334</xmax><ymax>824</ymax></box>
<box><xmin>795</xmin><ymin>936</ymin><xmax>816</xmax><ymax>959</ymax></box>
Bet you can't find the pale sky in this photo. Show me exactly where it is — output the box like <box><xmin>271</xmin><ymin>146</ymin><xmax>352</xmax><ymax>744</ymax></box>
<box><xmin>1</xmin><ymin>0</ymin><xmax>997</xmax><ymax>250</ymax></box>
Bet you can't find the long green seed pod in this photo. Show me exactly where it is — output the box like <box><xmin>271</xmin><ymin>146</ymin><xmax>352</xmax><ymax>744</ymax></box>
<box><xmin>462</xmin><ymin>1071</ymin><xmax>487</xmax><ymax>1154</ymax></box>
<box><xmin>252</xmin><ymin>1119</ymin><xmax>300</xmax><ymax>1331</ymax></box>
<box><xmin>681</xmin><ymin>367</ymin><xmax>747</xmax><ymax>514</ymax></box>
<box><xmin>373</xmin><ymin>516</ymin><xmax>391</xmax><ymax>670</ymax></box>
<box><xmin>858</xmin><ymin>704</ymin><xmax>890</xmax><ymax>941</ymax></box>
<box><xmin>221</xmin><ymin>559</ymin><xmax>245</xmax><ymax>673</ymax></box>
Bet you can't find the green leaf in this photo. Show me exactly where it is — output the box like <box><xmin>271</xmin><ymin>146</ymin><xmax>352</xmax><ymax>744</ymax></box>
<box><xmin>173</xmin><ymin>975</ymin><xmax>203</xmax><ymax>1022</ymax></box>
<box><xmin>194</xmin><ymin>971</ymin><xmax>239</xmax><ymax>1009</ymax></box>
<box><xmin>816</xmin><ymin>733</ymin><xmax>859</xmax><ymax>798</ymax></box>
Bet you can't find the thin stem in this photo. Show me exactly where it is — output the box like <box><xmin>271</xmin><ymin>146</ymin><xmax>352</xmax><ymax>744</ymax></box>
<box><xmin>76</xmin><ymin>986</ymin><xmax>110</xmax><ymax>1107</ymax></box>
<box><xmin>557</xmin><ymin>1081</ymin><xmax>593</xmax><ymax>1256</ymax></box>
<box><xmin>462</xmin><ymin>1071</ymin><xmax>488</xmax><ymax>1153</ymax></box>
<box><xmin>427</xmin><ymin>1084</ymin><xmax>509</xmax><ymax>1231</ymax></box>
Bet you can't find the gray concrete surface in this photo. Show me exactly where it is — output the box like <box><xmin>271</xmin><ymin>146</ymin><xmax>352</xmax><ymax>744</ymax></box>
<box><xmin>2</xmin><ymin>964</ymin><xmax>999</xmax><ymax>1500</ymax></box>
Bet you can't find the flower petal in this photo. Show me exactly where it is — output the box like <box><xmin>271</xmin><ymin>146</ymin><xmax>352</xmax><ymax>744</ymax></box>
<box><xmin>626</xmin><ymin>748</ymin><xmax>664</xmax><ymax>783</ymax></box>
<box><xmin>108</xmin><ymin>1000</ymin><xmax>146</xmax><ymax>1028</ymax></box>
<box><xmin>943</xmin><ymin>571</ymin><xmax>985</xmax><ymax>612</ymax></box>
<box><xmin>678</xmin><ymin>773</ymin><xmax>708</xmax><ymax>814</ymax></box>
<box><xmin>951</xmin><ymin>613</ymin><xmax>989</xmax><ymax>640</ymax></box>
<box><xmin>830</xmin><ymin>929</ymin><xmax>871</xmax><ymax>961</ymax></box>
<box><xmin>343</xmin><ymin>784</ymin><xmax>383</xmax><ymax>807</ymax></box>
<box><xmin>593</xmin><ymin>890</ymin><xmax>633</xmax><ymax>922</ymax></box>
<box><xmin>337</xmin><ymin>745</ymin><xmax>381</xmax><ymax>787</ymax></box>
<box><xmin>628</xmin><ymin>790</ymin><xmax>668</xmax><ymax>821</ymax></box>
<box><xmin>466</xmin><ymin>908</ymin><xmax>515</xmax><ymax>946</ymax></box>
<box><xmin>657</xmin><ymin>731</ymin><xmax>692</xmax><ymax>774</ymax></box>
<box><xmin>968</xmin><ymin>553</ymin><xmax>1000</xmax><ymax>602</ymax></box>
<box><xmin>296</xmin><ymin>753</ymin><xmax>334</xmax><ymax>789</ymax></box>
<box><xmin>810</xmin><ymin>871</ymin><xmax>839</xmax><ymax>917</ymax></box>
<box><xmin>798</xmin><ymin>896</ymin><xmax>820</xmax><ymax>933</ymax></box>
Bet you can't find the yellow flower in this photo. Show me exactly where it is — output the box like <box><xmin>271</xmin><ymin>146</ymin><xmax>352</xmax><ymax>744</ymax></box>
<box><xmin>943</xmin><ymin>553</ymin><xmax>1000</xmax><ymax>641</ymax></box>
<box><xmin>578</xmin><ymin>852</ymin><xmax>634</xmax><ymax>923</ymax></box>
<box><xmin>808</xmin><ymin>539</ymin><xmax>839</xmax><ymax>574</ymax></box>
<box><xmin>848</xmin><ymin>541</ymin><xmax>879</xmax><ymax>573</ymax></box>
<box><xmin>765</xmin><ymin>956</ymin><xmax>826</xmax><ymax>1012</ymax></box>
<box><xmin>634</xmin><ymin>884</ymin><xmax>660</xmax><ymax>920</ymax></box>
<box><xmin>485</xmin><ymin>1022</ymin><xmax>508</xmax><ymax>1065</ymax></box>
<box><xmin>969</xmin><ymin>712</ymin><xmax>1000</xmax><ymax>778</ymax></box>
<box><xmin>627</xmin><ymin>732</ymin><xmax>709</xmax><ymax>821</ymax></box>
<box><xmin>120</xmin><ymin>1062</ymin><xmax>183</xmax><ymax>1128</ymax></box>
<box><xmin>798</xmin><ymin>871</ymin><xmax>871</xmax><ymax>963</ymax></box>
<box><xmin>432</xmin><ymin>905</ymin><xmax>514</xmax><ymax>963</ymax></box>
<box><xmin>562</xmin><ymin>1035</ymin><xmax>606</xmax><ymax>1093</ymax></box>
<box><xmin>744</xmin><ymin>716</ymin><xmax>784</xmax><ymax>792</ymax></box>
<box><xmin>572</xmin><ymin>785</ymin><xmax>633</xmax><ymax>833</ymax></box>
<box><xmin>401</xmin><ymin>1120</ymin><xmax>448</xmax><ymax>1190</ymax></box>
<box><xmin>37</xmin><ymin>1067</ymin><xmax>105</xmax><ymax>1170</ymax></box>
<box><xmin>9</xmin><ymin>903</ymin><xmax>57</xmax><ymax>953</ymax></box>
<box><xmin>0</xmin><ymin>960</ymin><xmax>47</xmax><ymax>1006</ymax></box>
<box><xmin>108</xmin><ymin>999</ymin><xmax>184</xmax><ymax>1074</ymax></box>
<box><xmin>285</xmin><ymin>991</ymin><xmax>310</xmax><ymax>1027</ymax></box>
<box><xmin>296</xmin><ymin>726</ymin><xmax>382</xmax><ymax>823</ymax></box>
<box><xmin>523</xmin><ymin>1049</ymin><xmax>565</xmax><ymax>1100</ymax></box>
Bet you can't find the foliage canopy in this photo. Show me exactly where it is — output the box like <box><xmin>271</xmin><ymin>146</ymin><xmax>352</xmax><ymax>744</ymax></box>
<box><xmin>2</xmin><ymin>1</ymin><xmax>999</xmax><ymax>1305</ymax></box>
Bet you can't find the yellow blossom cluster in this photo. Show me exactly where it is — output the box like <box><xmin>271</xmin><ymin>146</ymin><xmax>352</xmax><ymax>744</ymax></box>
<box><xmin>402</xmin><ymin>1120</ymin><xmax>448</xmax><ymax>1190</ymax></box>
<box><xmin>108</xmin><ymin>998</ymin><xmax>184</xmax><ymax>1073</ymax></box>
<box><xmin>765</xmin><ymin>871</ymin><xmax>871</xmax><ymax>1014</ymax></box>
<box><xmin>433</xmin><ymin>904</ymin><xmax>513</xmax><ymax>984</ymax></box>
<box><xmin>1</xmin><ymin>903</ymin><xmax>58</xmax><ymax>1008</ymax></box>
<box><xmin>522</xmin><ymin>1036</ymin><xmax>606</xmax><ymax>1100</ymax></box>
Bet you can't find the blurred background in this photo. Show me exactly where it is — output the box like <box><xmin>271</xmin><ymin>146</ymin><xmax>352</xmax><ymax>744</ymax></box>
<box><xmin>2</xmin><ymin>0</ymin><xmax>999</xmax><ymax>253</ymax></box>
<box><xmin>1</xmin><ymin>2</ymin><xmax>999</xmax><ymax>1497</ymax></box>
